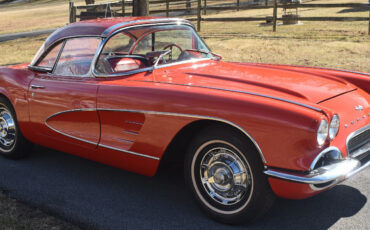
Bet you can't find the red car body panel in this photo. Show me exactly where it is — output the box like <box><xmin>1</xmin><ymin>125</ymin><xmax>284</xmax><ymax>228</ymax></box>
<box><xmin>0</xmin><ymin>17</ymin><xmax>368</xmax><ymax>199</ymax></box>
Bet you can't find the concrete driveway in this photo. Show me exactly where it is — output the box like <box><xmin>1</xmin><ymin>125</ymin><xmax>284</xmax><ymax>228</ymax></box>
<box><xmin>0</xmin><ymin>146</ymin><xmax>368</xmax><ymax>230</ymax></box>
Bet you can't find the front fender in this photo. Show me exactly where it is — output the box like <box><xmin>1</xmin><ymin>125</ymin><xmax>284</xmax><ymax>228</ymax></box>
<box><xmin>0</xmin><ymin>66</ymin><xmax>34</xmax><ymax>138</ymax></box>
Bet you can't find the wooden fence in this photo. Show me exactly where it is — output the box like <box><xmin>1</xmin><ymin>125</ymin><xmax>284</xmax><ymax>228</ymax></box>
<box><xmin>69</xmin><ymin>0</ymin><xmax>370</xmax><ymax>34</ymax></box>
<box><xmin>199</xmin><ymin>2</ymin><xmax>369</xmax><ymax>33</ymax></box>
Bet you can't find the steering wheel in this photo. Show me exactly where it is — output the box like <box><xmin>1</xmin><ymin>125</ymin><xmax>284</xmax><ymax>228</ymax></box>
<box><xmin>163</xmin><ymin>43</ymin><xmax>183</xmax><ymax>60</ymax></box>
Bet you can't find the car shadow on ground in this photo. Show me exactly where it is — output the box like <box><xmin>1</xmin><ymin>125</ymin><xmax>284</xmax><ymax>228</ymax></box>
<box><xmin>0</xmin><ymin>146</ymin><xmax>367</xmax><ymax>230</ymax></box>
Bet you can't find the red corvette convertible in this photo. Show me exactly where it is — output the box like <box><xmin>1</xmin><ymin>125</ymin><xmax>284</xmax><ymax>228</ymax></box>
<box><xmin>0</xmin><ymin>17</ymin><xmax>369</xmax><ymax>224</ymax></box>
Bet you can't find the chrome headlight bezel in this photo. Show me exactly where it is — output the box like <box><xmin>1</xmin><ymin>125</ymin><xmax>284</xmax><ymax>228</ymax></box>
<box><xmin>329</xmin><ymin>114</ymin><xmax>340</xmax><ymax>140</ymax></box>
<box><xmin>317</xmin><ymin>119</ymin><xmax>329</xmax><ymax>146</ymax></box>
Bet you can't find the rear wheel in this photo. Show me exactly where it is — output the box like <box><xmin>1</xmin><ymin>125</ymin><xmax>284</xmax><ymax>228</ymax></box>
<box><xmin>185</xmin><ymin>126</ymin><xmax>275</xmax><ymax>224</ymax></box>
<box><xmin>0</xmin><ymin>98</ymin><xmax>31</xmax><ymax>159</ymax></box>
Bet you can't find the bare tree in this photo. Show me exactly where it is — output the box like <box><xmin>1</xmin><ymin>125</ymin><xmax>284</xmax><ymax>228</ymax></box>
<box><xmin>132</xmin><ymin>0</ymin><xmax>149</xmax><ymax>16</ymax></box>
<box><xmin>85</xmin><ymin>0</ymin><xmax>95</xmax><ymax>5</ymax></box>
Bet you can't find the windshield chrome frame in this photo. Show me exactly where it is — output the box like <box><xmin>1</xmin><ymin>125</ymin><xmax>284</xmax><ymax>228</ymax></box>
<box><xmin>91</xmin><ymin>21</ymin><xmax>213</xmax><ymax>78</ymax></box>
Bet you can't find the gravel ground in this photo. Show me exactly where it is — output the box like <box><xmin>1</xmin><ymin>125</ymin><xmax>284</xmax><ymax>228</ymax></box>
<box><xmin>0</xmin><ymin>145</ymin><xmax>368</xmax><ymax>230</ymax></box>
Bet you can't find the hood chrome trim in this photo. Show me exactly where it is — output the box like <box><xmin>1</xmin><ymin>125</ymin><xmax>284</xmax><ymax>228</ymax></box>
<box><xmin>130</xmin><ymin>80</ymin><xmax>323</xmax><ymax>113</ymax></box>
<box><xmin>245</xmin><ymin>62</ymin><xmax>370</xmax><ymax>77</ymax></box>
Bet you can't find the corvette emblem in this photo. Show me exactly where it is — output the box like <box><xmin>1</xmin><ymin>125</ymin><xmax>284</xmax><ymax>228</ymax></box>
<box><xmin>355</xmin><ymin>105</ymin><xmax>363</xmax><ymax>111</ymax></box>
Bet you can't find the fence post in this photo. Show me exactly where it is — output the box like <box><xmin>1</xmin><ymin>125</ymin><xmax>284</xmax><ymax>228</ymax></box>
<box><xmin>122</xmin><ymin>0</ymin><xmax>125</xmax><ymax>16</ymax></box>
<box><xmin>265</xmin><ymin>0</ymin><xmax>268</xmax><ymax>6</ymax></box>
<box><xmin>71</xmin><ymin>3</ymin><xmax>76</xmax><ymax>23</ymax></box>
<box><xmin>203</xmin><ymin>0</ymin><xmax>207</xmax><ymax>15</ymax></box>
<box><xmin>166</xmin><ymin>0</ymin><xmax>169</xmax><ymax>17</ymax></box>
<box><xmin>69</xmin><ymin>1</ymin><xmax>72</xmax><ymax>23</ymax></box>
<box><xmin>197</xmin><ymin>0</ymin><xmax>201</xmax><ymax>31</ymax></box>
<box><xmin>273</xmin><ymin>0</ymin><xmax>277</xmax><ymax>32</ymax></box>
<box><xmin>73</xmin><ymin>4</ymin><xmax>76</xmax><ymax>22</ymax></box>
<box><xmin>237</xmin><ymin>0</ymin><xmax>240</xmax><ymax>11</ymax></box>
<box><xmin>186</xmin><ymin>0</ymin><xmax>191</xmax><ymax>13</ymax></box>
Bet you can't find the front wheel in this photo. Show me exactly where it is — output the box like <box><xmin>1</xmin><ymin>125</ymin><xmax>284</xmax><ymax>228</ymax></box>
<box><xmin>185</xmin><ymin>126</ymin><xmax>275</xmax><ymax>224</ymax></box>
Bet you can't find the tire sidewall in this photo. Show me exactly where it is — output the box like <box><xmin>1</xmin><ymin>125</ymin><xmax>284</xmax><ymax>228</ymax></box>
<box><xmin>185</xmin><ymin>126</ymin><xmax>271</xmax><ymax>223</ymax></box>
<box><xmin>190</xmin><ymin>139</ymin><xmax>255</xmax><ymax>215</ymax></box>
<box><xmin>0</xmin><ymin>100</ymin><xmax>18</xmax><ymax>154</ymax></box>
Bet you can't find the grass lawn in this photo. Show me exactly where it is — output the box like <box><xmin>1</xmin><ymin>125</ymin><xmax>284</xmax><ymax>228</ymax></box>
<box><xmin>203</xmin><ymin>20</ymin><xmax>370</xmax><ymax>72</ymax></box>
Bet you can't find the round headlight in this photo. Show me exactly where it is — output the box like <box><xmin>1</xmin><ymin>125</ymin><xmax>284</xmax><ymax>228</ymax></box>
<box><xmin>317</xmin><ymin>119</ymin><xmax>329</xmax><ymax>146</ymax></box>
<box><xmin>329</xmin><ymin>114</ymin><xmax>340</xmax><ymax>139</ymax></box>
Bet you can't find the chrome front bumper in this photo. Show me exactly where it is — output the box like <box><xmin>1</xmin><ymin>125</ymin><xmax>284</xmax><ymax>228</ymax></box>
<box><xmin>264</xmin><ymin>148</ymin><xmax>370</xmax><ymax>190</ymax></box>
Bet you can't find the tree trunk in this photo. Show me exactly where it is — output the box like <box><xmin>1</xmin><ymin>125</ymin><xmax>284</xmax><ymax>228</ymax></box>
<box><xmin>132</xmin><ymin>0</ymin><xmax>149</xmax><ymax>16</ymax></box>
<box><xmin>85</xmin><ymin>0</ymin><xmax>95</xmax><ymax>5</ymax></box>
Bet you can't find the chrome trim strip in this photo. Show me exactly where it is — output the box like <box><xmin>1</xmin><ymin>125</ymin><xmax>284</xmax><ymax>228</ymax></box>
<box><xmin>97</xmin><ymin>108</ymin><xmax>267</xmax><ymax>163</ymax></box>
<box><xmin>45</xmin><ymin>108</ymin><xmax>98</xmax><ymax>146</ymax></box>
<box><xmin>45</xmin><ymin>122</ymin><xmax>97</xmax><ymax>146</ymax></box>
<box><xmin>116</xmin><ymin>138</ymin><xmax>134</xmax><ymax>144</ymax></box>
<box><xmin>122</xmin><ymin>129</ymin><xmax>139</xmax><ymax>135</ymax></box>
<box><xmin>102</xmin><ymin>18</ymin><xmax>193</xmax><ymax>37</ymax></box>
<box><xmin>346</xmin><ymin>159</ymin><xmax>370</xmax><ymax>178</ymax></box>
<box><xmin>98</xmin><ymin>143</ymin><xmax>160</xmax><ymax>160</ymax></box>
<box><xmin>249</xmin><ymin>63</ymin><xmax>370</xmax><ymax>77</ymax></box>
<box><xmin>131</xmin><ymin>80</ymin><xmax>323</xmax><ymax>112</ymax></box>
<box><xmin>308</xmin><ymin>181</ymin><xmax>337</xmax><ymax>191</ymax></box>
<box><xmin>265</xmin><ymin>140</ymin><xmax>370</xmax><ymax>190</ymax></box>
<box><xmin>29</xmin><ymin>35</ymin><xmax>103</xmax><ymax>70</ymax></box>
<box><xmin>153</xmin><ymin>58</ymin><xmax>213</xmax><ymax>70</ymax></box>
<box><xmin>309</xmin><ymin>146</ymin><xmax>342</xmax><ymax>171</ymax></box>
<box><xmin>30</xmin><ymin>85</ymin><xmax>45</xmax><ymax>89</ymax></box>
<box><xmin>351</xmin><ymin>142</ymin><xmax>370</xmax><ymax>158</ymax></box>
<box><xmin>265</xmin><ymin>158</ymin><xmax>361</xmax><ymax>184</ymax></box>
<box><xmin>346</xmin><ymin>124</ymin><xmax>370</xmax><ymax>156</ymax></box>
<box><xmin>91</xmin><ymin>22</ymin><xmax>207</xmax><ymax>78</ymax></box>
<box><xmin>94</xmin><ymin>67</ymin><xmax>154</xmax><ymax>78</ymax></box>
<box><xmin>125</xmin><ymin>121</ymin><xmax>143</xmax><ymax>125</ymax></box>
<box><xmin>45</xmin><ymin>108</ymin><xmax>266</xmax><ymax>163</ymax></box>
<box><xmin>46</xmin><ymin>108</ymin><xmax>96</xmax><ymax>119</ymax></box>
<box><xmin>45</xmin><ymin>109</ymin><xmax>158</xmax><ymax>160</ymax></box>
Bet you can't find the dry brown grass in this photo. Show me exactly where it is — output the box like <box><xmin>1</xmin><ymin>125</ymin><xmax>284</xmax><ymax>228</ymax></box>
<box><xmin>0</xmin><ymin>35</ymin><xmax>47</xmax><ymax>66</ymax></box>
<box><xmin>0</xmin><ymin>0</ymin><xmax>112</xmax><ymax>35</ymax></box>
<box><xmin>197</xmin><ymin>0</ymin><xmax>370</xmax><ymax>72</ymax></box>
<box><xmin>0</xmin><ymin>0</ymin><xmax>369</xmax><ymax>72</ymax></box>
<box><xmin>206</xmin><ymin>36</ymin><xmax>370</xmax><ymax>72</ymax></box>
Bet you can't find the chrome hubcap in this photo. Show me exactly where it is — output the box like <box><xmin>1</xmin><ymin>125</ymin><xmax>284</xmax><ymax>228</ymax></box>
<box><xmin>200</xmin><ymin>147</ymin><xmax>251</xmax><ymax>205</ymax></box>
<box><xmin>0</xmin><ymin>107</ymin><xmax>16</xmax><ymax>150</ymax></box>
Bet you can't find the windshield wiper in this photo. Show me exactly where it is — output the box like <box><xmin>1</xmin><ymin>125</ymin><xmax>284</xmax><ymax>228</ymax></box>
<box><xmin>184</xmin><ymin>49</ymin><xmax>222</xmax><ymax>61</ymax></box>
<box><xmin>184</xmin><ymin>49</ymin><xmax>210</xmax><ymax>54</ymax></box>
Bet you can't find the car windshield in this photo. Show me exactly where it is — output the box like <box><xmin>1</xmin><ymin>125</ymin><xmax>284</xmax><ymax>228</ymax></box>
<box><xmin>95</xmin><ymin>24</ymin><xmax>213</xmax><ymax>75</ymax></box>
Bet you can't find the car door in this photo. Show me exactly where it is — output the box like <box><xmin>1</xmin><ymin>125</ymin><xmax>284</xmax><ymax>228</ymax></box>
<box><xmin>28</xmin><ymin>37</ymin><xmax>101</xmax><ymax>153</ymax></box>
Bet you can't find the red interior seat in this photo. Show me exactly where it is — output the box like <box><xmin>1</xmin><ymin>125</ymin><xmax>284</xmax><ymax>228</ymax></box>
<box><xmin>108</xmin><ymin>58</ymin><xmax>146</xmax><ymax>72</ymax></box>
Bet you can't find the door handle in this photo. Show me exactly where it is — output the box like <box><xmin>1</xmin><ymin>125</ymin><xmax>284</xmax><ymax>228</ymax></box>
<box><xmin>30</xmin><ymin>85</ymin><xmax>45</xmax><ymax>89</ymax></box>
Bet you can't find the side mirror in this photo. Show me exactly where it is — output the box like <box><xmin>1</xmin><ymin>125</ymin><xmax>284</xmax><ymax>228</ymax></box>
<box><xmin>211</xmin><ymin>52</ymin><xmax>222</xmax><ymax>61</ymax></box>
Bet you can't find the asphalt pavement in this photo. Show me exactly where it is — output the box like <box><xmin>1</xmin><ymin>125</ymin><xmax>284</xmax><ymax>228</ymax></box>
<box><xmin>0</xmin><ymin>145</ymin><xmax>368</xmax><ymax>230</ymax></box>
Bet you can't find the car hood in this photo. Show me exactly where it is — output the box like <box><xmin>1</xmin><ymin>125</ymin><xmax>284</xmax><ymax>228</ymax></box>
<box><xmin>155</xmin><ymin>61</ymin><xmax>356</xmax><ymax>104</ymax></box>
